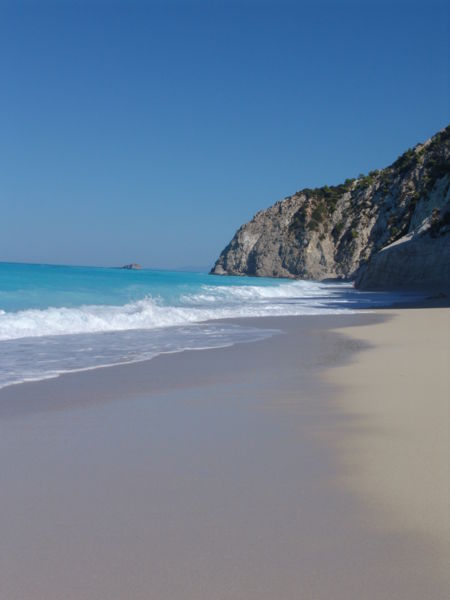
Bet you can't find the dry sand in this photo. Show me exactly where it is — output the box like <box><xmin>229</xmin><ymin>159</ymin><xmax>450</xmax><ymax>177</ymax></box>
<box><xmin>0</xmin><ymin>311</ymin><xmax>448</xmax><ymax>599</ymax></box>
<box><xmin>327</xmin><ymin>306</ymin><xmax>450</xmax><ymax>571</ymax></box>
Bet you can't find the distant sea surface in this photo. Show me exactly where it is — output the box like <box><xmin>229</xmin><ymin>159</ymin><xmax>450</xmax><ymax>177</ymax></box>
<box><xmin>0</xmin><ymin>262</ymin><xmax>419</xmax><ymax>389</ymax></box>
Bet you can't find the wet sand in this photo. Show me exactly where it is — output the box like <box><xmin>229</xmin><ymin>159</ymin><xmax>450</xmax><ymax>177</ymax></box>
<box><xmin>0</xmin><ymin>312</ymin><xmax>448</xmax><ymax>599</ymax></box>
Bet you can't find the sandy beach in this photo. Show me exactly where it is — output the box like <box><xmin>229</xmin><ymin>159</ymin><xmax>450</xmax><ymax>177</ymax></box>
<box><xmin>328</xmin><ymin>306</ymin><xmax>450</xmax><ymax>573</ymax></box>
<box><xmin>2</xmin><ymin>1</ymin><xmax>448</xmax><ymax>598</ymax></box>
<box><xmin>0</xmin><ymin>309</ymin><xmax>448</xmax><ymax>600</ymax></box>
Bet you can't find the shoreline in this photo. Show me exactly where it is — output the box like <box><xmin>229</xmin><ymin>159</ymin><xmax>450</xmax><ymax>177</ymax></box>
<box><xmin>0</xmin><ymin>308</ymin><xmax>448</xmax><ymax>598</ymax></box>
<box><xmin>0</xmin><ymin>313</ymin><xmax>379</xmax><ymax>415</ymax></box>
<box><xmin>0</xmin><ymin>280</ymin><xmax>440</xmax><ymax>394</ymax></box>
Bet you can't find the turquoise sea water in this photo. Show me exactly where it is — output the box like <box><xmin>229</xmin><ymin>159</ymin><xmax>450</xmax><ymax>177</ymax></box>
<box><xmin>0</xmin><ymin>262</ymin><xmax>419</xmax><ymax>389</ymax></box>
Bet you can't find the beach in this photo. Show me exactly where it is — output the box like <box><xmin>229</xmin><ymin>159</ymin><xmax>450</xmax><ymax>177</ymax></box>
<box><xmin>0</xmin><ymin>308</ymin><xmax>448</xmax><ymax>599</ymax></box>
<box><xmin>2</xmin><ymin>1</ymin><xmax>448</xmax><ymax>598</ymax></box>
<box><xmin>328</xmin><ymin>306</ymin><xmax>450</xmax><ymax>565</ymax></box>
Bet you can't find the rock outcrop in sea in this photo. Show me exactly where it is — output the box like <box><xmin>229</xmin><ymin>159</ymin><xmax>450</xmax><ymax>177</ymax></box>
<box><xmin>211</xmin><ymin>126</ymin><xmax>450</xmax><ymax>290</ymax></box>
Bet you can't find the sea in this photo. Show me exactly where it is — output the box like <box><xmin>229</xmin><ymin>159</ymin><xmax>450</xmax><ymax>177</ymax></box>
<box><xmin>0</xmin><ymin>262</ymin><xmax>421</xmax><ymax>389</ymax></box>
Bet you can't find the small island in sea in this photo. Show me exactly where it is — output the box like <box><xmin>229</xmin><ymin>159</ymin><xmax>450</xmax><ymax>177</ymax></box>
<box><xmin>121</xmin><ymin>263</ymin><xmax>143</xmax><ymax>270</ymax></box>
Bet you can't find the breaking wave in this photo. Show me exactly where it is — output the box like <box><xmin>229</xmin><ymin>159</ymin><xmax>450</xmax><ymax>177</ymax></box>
<box><xmin>1</xmin><ymin>267</ymin><xmax>416</xmax><ymax>390</ymax></box>
<box><xmin>0</xmin><ymin>280</ymin><xmax>354</xmax><ymax>342</ymax></box>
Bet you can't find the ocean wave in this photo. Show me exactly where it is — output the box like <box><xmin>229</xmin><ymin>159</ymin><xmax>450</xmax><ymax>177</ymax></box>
<box><xmin>0</xmin><ymin>266</ymin><xmax>420</xmax><ymax>390</ymax></box>
<box><xmin>180</xmin><ymin>279</ymin><xmax>329</xmax><ymax>303</ymax></box>
<box><xmin>0</xmin><ymin>280</ymin><xmax>352</xmax><ymax>341</ymax></box>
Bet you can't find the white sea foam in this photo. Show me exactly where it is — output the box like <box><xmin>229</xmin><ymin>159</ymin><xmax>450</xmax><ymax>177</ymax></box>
<box><xmin>0</xmin><ymin>324</ymin><xmax>278</xmax><ymax>389</ymax></box>
<box><xmin>180</xmin><ymin>280</ymin><xmax>328</xmax><ymax>303</ymax></box>
<box><xmin>0</xmin><ymin>269</ymin><xmax>421</xmax><ymax>390</ymax></box>
<box><xmin>0</xmin><ymin>280</ymin><xmax>354</xmax><ymax>341</ymax></box>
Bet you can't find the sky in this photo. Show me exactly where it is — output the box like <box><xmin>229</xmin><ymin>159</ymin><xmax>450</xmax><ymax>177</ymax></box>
<box><xmin>0</xmin><ymin>0</ymin><xmax>449</xmax><ymax>269</ymax></box>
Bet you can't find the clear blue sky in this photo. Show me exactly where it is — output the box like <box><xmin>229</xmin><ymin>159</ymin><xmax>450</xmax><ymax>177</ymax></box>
<box><xmin>1</xmin><ymin>0</ymin><xmax>448</xmax><ymax>269</ymax></box>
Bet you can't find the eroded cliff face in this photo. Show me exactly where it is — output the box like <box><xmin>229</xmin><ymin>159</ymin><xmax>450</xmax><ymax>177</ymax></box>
<box><xmin>211</xmin><ymin>126</ymin><xmax>450</xmax><ymax>288</ymax></box>
<box><xmin>355</xmin><ymin>198</ymin><xmax>450</xmax><ymax>290</ymax></box>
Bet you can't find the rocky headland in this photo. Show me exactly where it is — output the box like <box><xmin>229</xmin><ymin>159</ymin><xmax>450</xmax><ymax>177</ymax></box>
<box><xmin>211</xmin><ymin>126</ymin><xmax>450</xmax><ymax>290</ymax></box>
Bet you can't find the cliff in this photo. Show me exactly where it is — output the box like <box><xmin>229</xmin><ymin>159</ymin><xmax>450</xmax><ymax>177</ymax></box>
<box><xmin>211</xmin><ymin>126</ymin><xmax>450</xmax><ymax>290</ymax></box>
<box><xmin>355</xmin><ymin>209</ymin><xmax>450</xmax><ymax>290</ymax></box>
